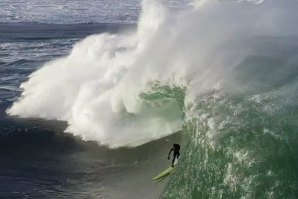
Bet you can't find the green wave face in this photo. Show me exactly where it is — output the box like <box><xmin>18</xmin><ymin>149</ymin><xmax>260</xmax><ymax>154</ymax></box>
<box><xmin>139</xmin><ymin>37</ymin><xmax>298</xmax><ymax>198</ymax></box>
<box><xmin>138</xmin><ymin>81</ymin><xmax>186</xmax><ymax>128</ymax></box>
<box><xmin>140</xmin><ymin>81</ymin><xmax>186</xmax><ymax>111</ymax></box>
<box><xmin>161</xmin><ymin>90</ymin><xmax>298</xmax><ymax>199</ymax></box>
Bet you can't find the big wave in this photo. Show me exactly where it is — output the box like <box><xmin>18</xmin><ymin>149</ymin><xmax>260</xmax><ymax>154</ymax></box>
<box><xmin>7</xmin><ymin>0</ymin><xmax>298</xmax><ymax>197</ymax></box>
<box><xmin>7</xmin><ymin>0</ymin><xmax>298</xmax><ymax>148</ymax></box>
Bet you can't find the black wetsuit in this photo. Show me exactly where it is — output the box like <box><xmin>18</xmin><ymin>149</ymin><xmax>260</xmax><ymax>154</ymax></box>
<box><xmin>168</xmin><ymin>144</ymin><xmax>180</xmax><ymax>167</ymax></box>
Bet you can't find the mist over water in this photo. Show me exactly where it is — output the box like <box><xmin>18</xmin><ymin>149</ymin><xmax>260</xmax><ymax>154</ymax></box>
<box><xmin>8</xmin><ymin>0</ymin><xmax>298</xmax><ymax>148</ymax></box>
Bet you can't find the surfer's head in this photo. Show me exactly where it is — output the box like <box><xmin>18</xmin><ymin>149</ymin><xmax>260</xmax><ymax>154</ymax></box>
<box><xmin>173</xmin><ymin>143</ymin><xmax>180</xmax><ymax>150</ymax></box>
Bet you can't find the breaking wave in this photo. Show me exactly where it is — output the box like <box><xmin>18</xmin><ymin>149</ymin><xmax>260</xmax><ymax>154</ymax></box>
<box><xmin>7</xmin><ymin>1</ymin><xmax>298</xmax><ymax>196</ymax></box>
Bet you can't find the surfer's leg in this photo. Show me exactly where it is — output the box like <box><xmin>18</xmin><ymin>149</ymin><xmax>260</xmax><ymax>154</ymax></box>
<box><xmin>171</xmin><ymin>158</ymin><xmax>175</xmax><ymax>167</ymax></box>
<box><xmin>172</xmin><ymin>154</ymin><xmax>177</xmax><ymax>167</ymax></box>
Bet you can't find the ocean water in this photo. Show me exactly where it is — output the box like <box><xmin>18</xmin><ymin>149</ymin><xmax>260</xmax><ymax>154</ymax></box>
<box><xmin>2</xmin><ymin>0</ymin><xmax>298</xmax><ymax>198</ymax></box>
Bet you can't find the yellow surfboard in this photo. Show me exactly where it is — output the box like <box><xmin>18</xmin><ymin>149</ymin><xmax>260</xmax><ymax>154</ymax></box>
<box><xmin>152</xmin><ymin>166</ymin><xmax>175</xmax><ymax>181</ymax></box>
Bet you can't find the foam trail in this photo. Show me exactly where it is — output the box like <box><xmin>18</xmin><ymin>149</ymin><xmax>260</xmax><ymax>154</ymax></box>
<box><xmin>8</xmin><ymin>0</ymin><xmax>298</xmax><ymax>148</ymax></box>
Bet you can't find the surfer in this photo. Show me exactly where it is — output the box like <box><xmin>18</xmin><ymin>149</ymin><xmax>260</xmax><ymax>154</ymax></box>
<box><xmin>168</xmin><ymin>143</ymin><xmax>180</xmax><ymax>167</ymax></box>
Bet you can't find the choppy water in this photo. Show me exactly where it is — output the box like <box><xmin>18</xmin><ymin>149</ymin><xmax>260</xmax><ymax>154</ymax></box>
<box><xmin>0</xmin><ymin>0</ymin><xmax>189</xmax><ymax>24</ymax></box>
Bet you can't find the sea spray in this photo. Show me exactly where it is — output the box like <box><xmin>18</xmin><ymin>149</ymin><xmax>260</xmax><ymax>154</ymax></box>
<box><xmin>7</xmin><ymin>0</ymin><xmax>298</xmax><ymax>150</ymax></box>
<box><xmin>6</xmin><ymin>0</ymin><xmax>233</xmax><ymax>147</ymax></box>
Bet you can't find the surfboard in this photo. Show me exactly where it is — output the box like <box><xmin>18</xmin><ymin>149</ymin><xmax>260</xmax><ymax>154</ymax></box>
<box><xmin>152</xmin><ymin>166</ymin><xmax>175</xmax><ymax>181</ymax></box>
<box><xmin>152</xmin><ymin>157</ymin><xmax>179</xmax><ymax>180</ymax></box>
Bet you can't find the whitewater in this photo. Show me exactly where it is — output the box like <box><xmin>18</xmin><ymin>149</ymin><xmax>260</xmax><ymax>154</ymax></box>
<box><xmin>6</xmin><ymin>0</ymin><xmax>298</xmax><ymax>198</ymax></box>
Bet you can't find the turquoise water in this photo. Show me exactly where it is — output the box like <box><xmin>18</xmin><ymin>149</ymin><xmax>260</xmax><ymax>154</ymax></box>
<box><xmin>137</xmin><ymin>40</ymin><xmax>298</xmax><ymax>198</ymax></box>
<box><xmin>156</xmin><ymin>55</ymin><xmax>298</xmax><ymax>198</ymax></box>
<box><xmin>163</xmin><ymin>91</ymin><xmax>298</xmax><ymax>198</ymax></box>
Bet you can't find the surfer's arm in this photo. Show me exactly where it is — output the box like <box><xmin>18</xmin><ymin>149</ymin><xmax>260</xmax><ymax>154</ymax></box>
<box><xmin>168</xmin><ymin>148</ymin><xmax>173</xmax><ymax>159</ymax></box>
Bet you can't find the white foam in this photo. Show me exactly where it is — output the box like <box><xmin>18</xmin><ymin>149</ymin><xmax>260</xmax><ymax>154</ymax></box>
<box><xmin>8</xmin><ymin>0</ymin><xmax>298</xmax><ymax>147</ymax></box>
